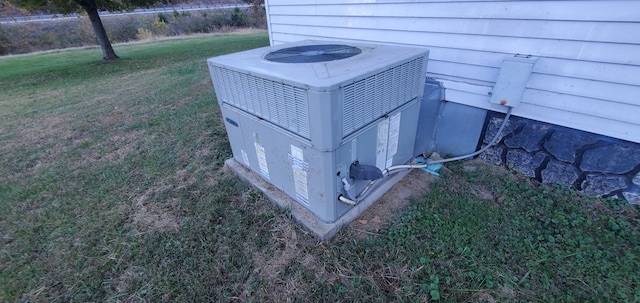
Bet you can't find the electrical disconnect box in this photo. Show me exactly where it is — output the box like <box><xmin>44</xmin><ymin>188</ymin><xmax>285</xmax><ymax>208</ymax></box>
<box><xmin>490</xmin><ymin>56</ymin><xmax>537</xmax><ymax>107</ymax></box>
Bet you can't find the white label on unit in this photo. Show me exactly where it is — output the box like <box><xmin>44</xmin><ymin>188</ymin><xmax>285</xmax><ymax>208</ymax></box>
<box><xmin>291</xmin><ymin>145</ymin><xmax>304</xmax><ymax>161</ymax></box>
<box><xmin>289</xmin><ymin>145</ymin><xmax>309</xmax><ymax>205</ymax></box>
<box><xmin>387</xmin><ymin>112</ymin><xmax>402</xmax><ymax>164</ymax></box>
<box><xmin>376</xmin><ymin>119</ymin><xmax>389</xmax><ymax>169</ymax></box>
<box><xmin>253</xmin><ymin>133</ymin><xmax>269</xmax><ymax>179</ymax></box>
<box><xmin>241</xmin><ymin>149</ymin><xmax>250</xmax><ymax>167</ymax></box>
<box><xmin>386</xmin><ymin>157</ymin><xmax>394</xmax><ymax>169</ymax></box>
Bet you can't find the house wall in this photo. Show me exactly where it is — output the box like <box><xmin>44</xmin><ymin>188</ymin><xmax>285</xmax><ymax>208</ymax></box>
<box><xmin>265</xmin><ymin>0</ymin><xmax>640</xmax><ymax>144</ymax></box>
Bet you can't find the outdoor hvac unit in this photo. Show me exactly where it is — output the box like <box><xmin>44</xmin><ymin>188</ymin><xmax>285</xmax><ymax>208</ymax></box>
<box><xmin>208</xmin><ymin>40</ymin><xmax>428</xmax><ymax>223</ymax></box>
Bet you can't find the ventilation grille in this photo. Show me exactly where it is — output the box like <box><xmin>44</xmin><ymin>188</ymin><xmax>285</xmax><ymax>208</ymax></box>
<box><xmin>342</xmin><ymin>58</ymin><xmax>424</xmax><ymax>137</ymax></box>
<box><xmin>211</xmin><ymin>66</ymin><xmax>311</xmax><ymax>139</ymax></box>
<box><xmin>265</xmin><ymin>44</ymin><xmax>361</xmax><ymax>63</ymax></box>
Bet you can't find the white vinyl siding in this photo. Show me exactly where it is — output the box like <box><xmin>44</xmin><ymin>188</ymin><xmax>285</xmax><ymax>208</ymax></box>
<box><xmin>265</xmin><ymin>0</ymin><xmax>640</xmax><ymax>143</ymax></box>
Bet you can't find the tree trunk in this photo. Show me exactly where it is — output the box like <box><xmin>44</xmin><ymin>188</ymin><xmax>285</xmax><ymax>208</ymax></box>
<box><xmin>81</xmin><ymin>0</ymin><xmax>119</xmax><ymax>60</ymax></box>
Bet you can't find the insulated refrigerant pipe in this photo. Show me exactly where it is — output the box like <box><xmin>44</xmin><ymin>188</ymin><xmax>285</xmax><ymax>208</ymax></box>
<box><xmin>338</xmin><ymin>107</ymin><xmax>514</xmax><ymax>205</ymax></box>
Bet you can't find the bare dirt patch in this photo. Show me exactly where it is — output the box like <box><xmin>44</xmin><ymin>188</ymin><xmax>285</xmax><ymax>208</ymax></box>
<box><xmin>469</xmin><ymin>184</ymin><xmax>496</xmax><ymax>200</ymax></box>
<box><xmin>129</xmin><ymin>168</ymin><xmax>198</xmax><ymax>233</ymax></box>
<box><xmin>131</xmin><ymin>185</ymin><xmax>180</xmax><ymax>233</ymax></box>
<box><xmin>102</xmin><ymin>130</ymin><xmax>145</xmax><ymax>163</ymax></box>
<box><xmin>348</xmin><ymin>168</ymin><xmax>439</xmax><ymax>237</ymax></box>
<box><xmin>243</xmin><ymin>213</ymin><xmax>332</xmax><ymax>301</ymax></box>
<box><xmin>373</xmin><ymin>264</ymin><xmax>415</xmax><ymax>293</ymax></box>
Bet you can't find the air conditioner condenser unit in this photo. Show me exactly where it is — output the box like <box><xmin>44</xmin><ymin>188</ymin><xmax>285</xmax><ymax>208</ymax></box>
<box><xmin>208</xmin><ymin>40</ymin><xmax>428</xmax><ymax>223</ymax></box>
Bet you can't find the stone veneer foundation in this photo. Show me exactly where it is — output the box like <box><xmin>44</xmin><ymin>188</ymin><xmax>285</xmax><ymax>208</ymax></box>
<box><xmin>479</xmin><ymin>112</ymin><xmax>640</xmax><ymax>205</ymax></box>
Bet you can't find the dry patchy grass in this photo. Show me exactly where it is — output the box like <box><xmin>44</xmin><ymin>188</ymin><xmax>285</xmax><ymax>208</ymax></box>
<box><xmin>1</xmin><ymin>33</ymin><xmax>638</xmax><ymax>303</ymax></box>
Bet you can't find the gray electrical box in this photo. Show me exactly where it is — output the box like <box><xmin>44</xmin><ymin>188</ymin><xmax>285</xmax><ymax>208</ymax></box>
<box><xmin>490</xmin><ymin>56</ymin><xmax>536</xmax><ymax>107</ymax></box>
<box><xmin>208</xmin><ymin>40</ymin><xmax>429</xmax><ymax>223</ymax></box>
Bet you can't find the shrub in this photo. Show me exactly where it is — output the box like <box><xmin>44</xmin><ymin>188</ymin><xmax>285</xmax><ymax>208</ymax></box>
<box><xmin>157</xmin><ymin>12</ymin><xmax>169</xmax><ymax>24</ymax></box>
<box><xmin>136</xmin><ymin>27</ymin><xmax>153</xmax><ymax>40</ymax></box>
<box><xmin>0</xmin><ymin>25</ymin><xmax>14</xmax><ymax>55</ymax></box>
<box><xmin>151</xmin><ymin>17</ymin><xmax>169</xmax><ymax>36</ymax></box>
<box><xmin>230</xmin><ymin>7</ymin><xmax>244</xmax><ymax>27</ymax></box>
<box><xmin>104</xmin><ymin>16</ymin><xmax>141</xmax><ymax>43</ymax></box>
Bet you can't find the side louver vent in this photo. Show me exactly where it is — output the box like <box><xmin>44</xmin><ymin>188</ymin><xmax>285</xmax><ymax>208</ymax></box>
<box><xmin>211</xmin><ymin>66</ymin><xmax>311</xmax><ymax>139</ymax></box>
<box><xmin>342</xmin><ymin>57</ymin><xmax>424</xmax><ymax>137</ymax></box>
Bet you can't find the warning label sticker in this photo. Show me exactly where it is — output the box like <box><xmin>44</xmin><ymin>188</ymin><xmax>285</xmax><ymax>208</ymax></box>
<box><xmin>387</xmin><ymin>112</ymin><xmax>402</xmax><ymax>163</ymax></box>
<box><xmin>289</xmin><ymin>145</ymin><xmax>309</xmax><ymax>205</ymax></box>
<box><xmin>253</xmin><ymin>133</ymin><xmax>269</xmax><ymax>179</ymax></box>
<box><xmin>376</xmin><ymin>119</ymin><xmax>389</xmax><ymax>170</ymax></box>
<box><xmin>376</xmin><ymin>113</ymin><xmax>402</xmax><ymax>169</ymax></box>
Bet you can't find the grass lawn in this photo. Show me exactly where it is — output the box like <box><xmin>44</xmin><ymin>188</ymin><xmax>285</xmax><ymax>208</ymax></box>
<box><xmin>1</xmin><ymin>31</ymin><xmax>639</xmax><ymax>302</ymax></box>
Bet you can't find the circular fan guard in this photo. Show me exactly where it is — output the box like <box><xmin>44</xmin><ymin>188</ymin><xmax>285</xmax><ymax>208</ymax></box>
<box><xmin>265</xmin><ymin>44</ymin><xmax>362</xmax><ymax>63</ymax></box>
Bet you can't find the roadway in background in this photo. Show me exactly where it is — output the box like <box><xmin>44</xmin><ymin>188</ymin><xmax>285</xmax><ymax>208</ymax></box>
<box><xmin>0</xmin><ymin>4</ymin><xmax>249</xmax><ymax>24</ymax></box>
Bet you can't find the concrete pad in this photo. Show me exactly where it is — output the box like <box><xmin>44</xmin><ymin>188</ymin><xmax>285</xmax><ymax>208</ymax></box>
<box><xmin>224</xmin><ymin>158</ymin><xmax>414</xmax><ymax>240</ymax></box>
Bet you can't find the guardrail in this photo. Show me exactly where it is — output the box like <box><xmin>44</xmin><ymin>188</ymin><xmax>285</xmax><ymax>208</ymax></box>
<box><xmin>0</xmin><ymin>3</ymin><xmax>251</xmax><ymax>24</ymax></box>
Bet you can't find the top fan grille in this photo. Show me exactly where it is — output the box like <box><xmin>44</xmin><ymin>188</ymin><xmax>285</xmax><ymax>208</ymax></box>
<box><xmin>264</xmin><ymin>44</ymin><xmax>362</xmax><ymax>63</ymax></box>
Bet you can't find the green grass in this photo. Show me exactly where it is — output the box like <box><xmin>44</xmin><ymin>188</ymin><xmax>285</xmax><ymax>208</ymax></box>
<box><xmin>1</xmin><ymin>32</ymin><xmax>639</xmax><ymax>302</ymax></box>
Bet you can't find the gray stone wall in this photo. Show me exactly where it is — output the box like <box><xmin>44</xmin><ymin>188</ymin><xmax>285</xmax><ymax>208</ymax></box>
<box><xmin>479</xmin><ymin>113</ymin><xmax>640</xmax><ymax>205</ymax></box>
